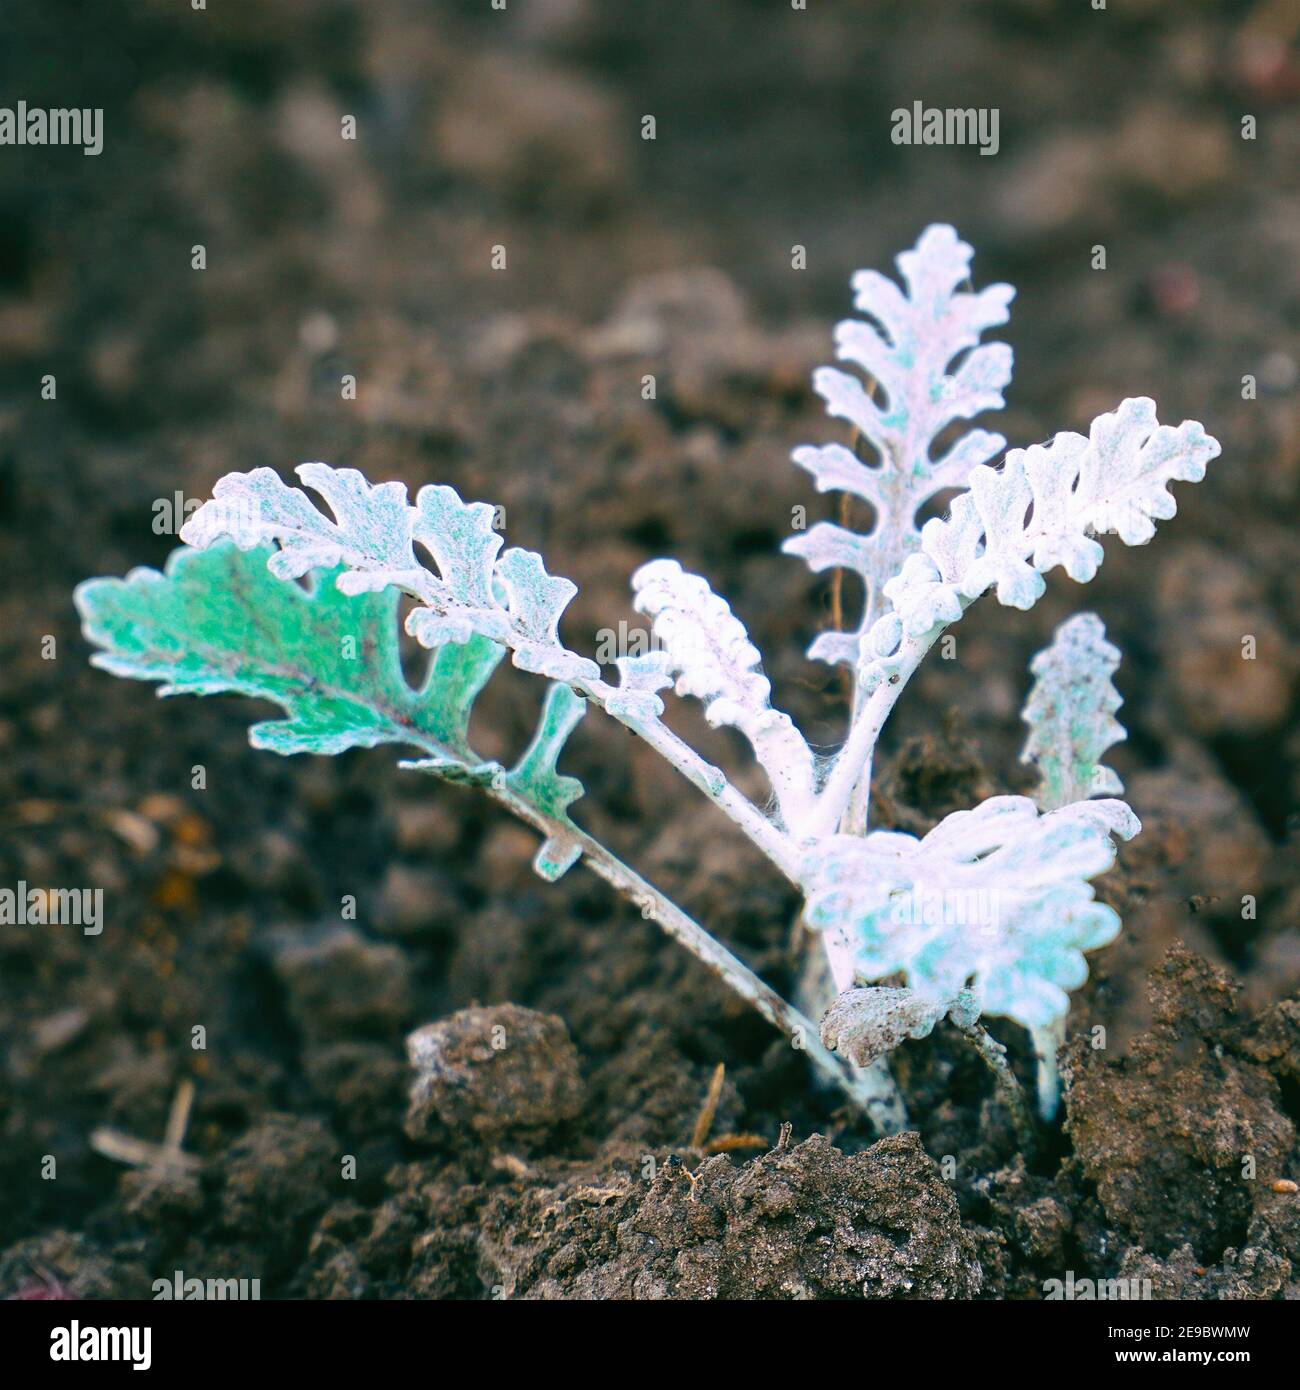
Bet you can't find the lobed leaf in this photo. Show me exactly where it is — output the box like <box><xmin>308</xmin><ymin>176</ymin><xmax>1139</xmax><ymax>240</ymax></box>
<box><xmin>784</xmin><ymin>224</ymin><xmax>1014</xmax><ymax>666</ymax></box>
<box><xmin>631</xmin><ymin>559</ymin><xmax>817</xmax><ymax>831</ymax></box>
<box><xmin>181</xmin><ymin>464</ymin><xmax>598</xmax><ymax>686</ymax></box>
<box><xmin>1021</xmin><ymin>613</ymin><xmax>1127</xmax><ymax>811</ymax></box>
<box><xmin>801</xmin><ymin>795</ymin><xmax>1139</xmax><ymax>1031</ymax></box>
<box><xmin>76</xmin><ymin>542</ymin><xmax>588</xmax><ymax>878</ymax></box>
<box><xmin>863</xmin><ymin>397</ymin><xmax>1219</xmax><ymax>679</ymax></box>
<box><xmin>605</xmin><ymin>650</ymin><xmax>676</xmax><ymax>723</ymax></box>
<box><xmin>502</xmin><ymin>684</ymin><xmax>588</xmax><ymax>880</ymax></box>
<box><xmin>182</xmin><ymin>464</ymin><xmax>420</xmax><ymax>585</ymax></box>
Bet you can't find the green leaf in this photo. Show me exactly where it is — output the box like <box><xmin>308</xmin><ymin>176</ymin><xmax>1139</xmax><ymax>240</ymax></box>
<box><xmin>77</xmin><ymin>542</ymin><xmax>591</xmax><ymax>879</ymax></box>
<box><xmin>181</xmin><ymin>463</ymin><xmax>599</xmax><ymax>683</ymax></box>
<box><xmin>503</xmin><ymin>683</ymin><xmax>587</xmax><ymax>880</ymax></box>
<box><xmin>74</xmin><ymin>542</ymin><xmax>505</xmax><ymax>758</ymax></box>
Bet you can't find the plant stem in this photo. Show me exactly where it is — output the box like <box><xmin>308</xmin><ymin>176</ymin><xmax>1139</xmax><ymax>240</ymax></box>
<box><xmin>590</xmin><ymin>693</ymin><xmax>801</xmax><ymax>879</ymax></box>
<box><xmin>953</xmin><ymin>1019</ymin><xmax>1037</xmax><ymax>1157</ymax></box>
<box><xmin>814</xmin><ymin>591</ymin><xmax>979</xmax><ymax>839</ymax></box>
<box><xmin>1029</xmin><ymin>1018</ymin><xmax>1067</xmax><ymax>1122</ymax></box>
<box><xmin>395</xmin><ymin>569</ymin><xmax>801</xmax><ymax>881</ymax></box>
<box><xmin>811</xmin><ymin>627</ymin><xmax>942</xmax><ymax>839</ymax></box>
<box><xmin>490</xmin><ymin>781</ymin><xmax>894</xmax><ymax>1128</ymax></box>
<box><xmin>793</xmin><ymin>915</ymin><xmax>908</xmax><ymax>1131</ymax></box>
<box><xmin>397</xmin><ymin>717</ymin><xmax>889</xmax><ymax>1129</ymax></box>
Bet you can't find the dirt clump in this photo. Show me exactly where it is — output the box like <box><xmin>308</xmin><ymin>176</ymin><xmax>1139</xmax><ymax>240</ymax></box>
<box><xmin>404</xmin><ymin>1004</ymin><xmax>586</xmax><ymax>1149</ymax></box>
<box><xmin>392</xmin><ymin>1131</ymin><xmax>981</xmax><ymax>1299</ymax></box>
<box><xmin>1064</xmin><ymin>947</ymin><xmax>1296</xmax><ymax>1261</ymax></box>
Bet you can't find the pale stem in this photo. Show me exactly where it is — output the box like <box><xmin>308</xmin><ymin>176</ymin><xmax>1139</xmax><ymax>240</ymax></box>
<box><xmin>397</xmin><ymin>569</ymin><xmax>800</xmax><ymax>880</ymax></box>
<box><xmin>813</xmin><ymin>924</ymin><xmax>908</xmax><ymax>1132</ymax></box>
<box><xmin>852</xmin><ymin>1058</ymin><xmax>907</xmax><ymax>1132</ymax></box>
<box><xmin>836</xmin><ymin>545</ymin><xmax>894</xmax><ymax>837</ymax></box>
<box><xmin>810</xmin><ymin>625</ymin><xmax>945</xmax><ymax>840</ymax></box>
<box><xmin>953</xmin><ymin>1018</ymin><xmax>1037</xmax><ymax>1157</ymax></box>
<box><xmin>840</xmin><ymin>752</ymin><xmax>874</xmax><ymax>839</ymax></box>
<box><xmin>797</xmin><ymin>590</ymin><xmax>934</xmax><ymax>1126</ymax></box>
<box><xmin>817</xmin><ymin>587</ymin><xmax>978</xmax><ymax>841</ymax></box>
<box><xmin>808</xmin><ymin>602</ymin><xmax>968</xmax><ymax>1119</ymax></box>
<box><xmin>1030</xmin><ymin>1018</ymin><xmax>1067</xmax><ymax>1122</ymax></box>
<box><xmin>395</xmin><ymin>716</ymin><xmax>889</xmax><ymax>1129</ymax></box>
<box><xmin>489</xmin><ymin>780</ymin><xmax>896</xmax><ymax>1129</ymax></box>
<box><xmin>585</xmin><ymin>681</ymin><xmax>801</xmax><ymax>880</ymax></box>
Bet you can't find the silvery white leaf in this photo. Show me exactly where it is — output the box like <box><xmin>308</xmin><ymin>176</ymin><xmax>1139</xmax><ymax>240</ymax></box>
<box><xmin>864</xmin><ymin>398</ymin><xmax>1219</xmax><ymax>660</ymax></box>
<box><xmin>1022</xmin><ymin>613</ymin><xmax>1127</xmax><ymax>811</ymax></box>
<box><xmin>784</xmin><ymin>224</ymin><xmax>1013</xmax><ymax>665</ymax></box>
<box><xmin>801</xmin><ymin>794</ymin><xmax>1139</xmax><ymax>1031</ymax></box>
<box><xmin>631</xmin><ymin>558</ymin><xmax>817</xmax><ymax>831</ymax></box>
<box><xmin>182</xmin><ymin>464</ymin><xmax>597</xmax><ymax>680</ymax></box>
<box><xmin>606</xmin><ymin>650</ymin><xmax>676</xmax><ymax>722</ymax></box>
<box><xmin>182</xmin><ymin>464</ymin><xmax>421</xmax><ymax>584</ymax></box>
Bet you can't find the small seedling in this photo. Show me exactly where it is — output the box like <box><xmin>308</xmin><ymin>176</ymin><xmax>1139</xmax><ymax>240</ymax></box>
<box><xmin>77</xmin><ymin>226</ymin><xmax>1217</xmax><ymax>1136</ymax></box>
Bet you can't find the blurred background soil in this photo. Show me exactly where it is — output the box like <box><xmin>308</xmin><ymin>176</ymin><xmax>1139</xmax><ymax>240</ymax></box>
<box><xmin>0</xmin><ymin>0</ymin><xmax>1297</xmax><ymax>1298</ymax></box>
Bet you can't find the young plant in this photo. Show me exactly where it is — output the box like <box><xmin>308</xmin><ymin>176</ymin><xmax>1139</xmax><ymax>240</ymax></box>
<box><xmin>76</xmin><ymin>225</ymin><xmax>1218</xmax><ymax>1138</ymax></box>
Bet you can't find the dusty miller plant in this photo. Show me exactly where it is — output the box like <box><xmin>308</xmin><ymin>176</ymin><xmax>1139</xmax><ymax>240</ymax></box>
<box><xmin>76</xmin><ymin>225</ymin><xmax>1218</xmax><ymax>1139</ymax></box>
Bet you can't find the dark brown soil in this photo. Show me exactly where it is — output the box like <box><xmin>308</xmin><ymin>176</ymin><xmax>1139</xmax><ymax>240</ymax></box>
<box><xmin>1</xmin><ymin>0</ymin><xmax>1297</xmax><ymax>1299</ymax></box>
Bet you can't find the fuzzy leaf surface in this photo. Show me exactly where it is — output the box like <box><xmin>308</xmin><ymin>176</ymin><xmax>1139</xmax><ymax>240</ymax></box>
<box><xmin>784</xmin><ymin>224</ymin><xmax>1014</xmax><ymax>665</ymax></box>
<box><xmin>503</xmin><ymin>684</ymin><xmax>588</xmax><ymax>880</ymax></box>
<box><xmin>864</xmin><ymin>397</ymin><xmax>1219</xmax><ymax>677</ymax></box>
<box><xmin>801</xmin><ymin>795</ymin><xmax>1140</xmax><ymax>1030</ymax></box>
<box><xmin>1022</xmin><ymin>613</ymin><xmax>1127</xmax><ymax>810</ymax></box>
<box><xmin>76</xmin><ymin>542</ymin><xmax>588</xmax><ymax>876</ymax></box>
<box><xmin>75</xmin><ymin>543</ymin><xmax>505</xmax><ymax>756</ymax></box>
<box><xmin>631</xmin><ymin>558</ymin><xmax>816</xmax><ymax>830</ymax></box>
<box><xmin>181</xmin><ymin>464</ymin><xmax>598</xmax><ymax>685</ymax></box>
<box><xmin>820</xmin><ymin>986</ymin><xmax>979</xmax><ymax>1067</ymax></box>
